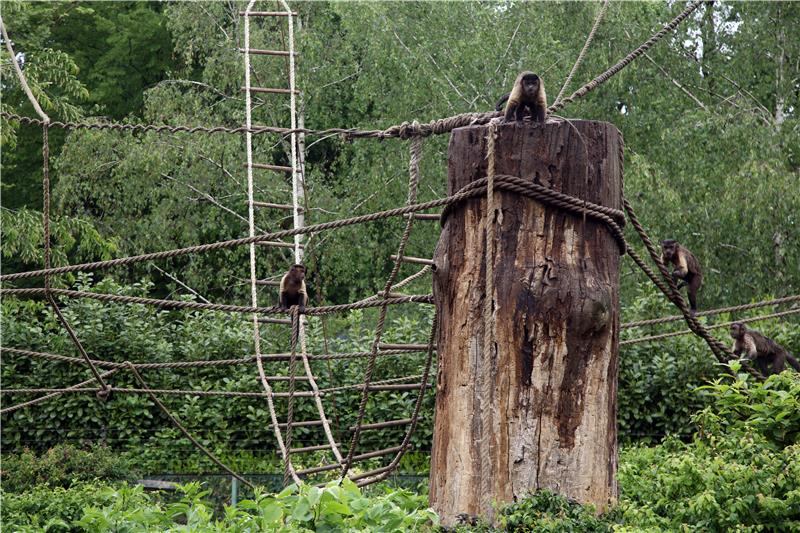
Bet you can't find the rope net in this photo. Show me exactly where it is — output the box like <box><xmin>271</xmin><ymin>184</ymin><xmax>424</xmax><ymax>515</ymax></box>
<box><xmin>5</xmin><ymin>0</ymin><xmax>794</xmax><ymax>487</ymax></box>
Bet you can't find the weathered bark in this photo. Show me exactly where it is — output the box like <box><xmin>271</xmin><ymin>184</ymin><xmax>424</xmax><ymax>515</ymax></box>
<box><xmin>429</xmin><ymin>121</ymin><xmax>622</xmax><ymax>525</ymax></box>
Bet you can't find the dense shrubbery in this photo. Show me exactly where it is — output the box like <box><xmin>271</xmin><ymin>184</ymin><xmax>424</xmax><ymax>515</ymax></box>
<box><xmin>617</xmin><ymin>371</ymin><xmax>800</xmax><ymax>532</ymax></box>
<box><xmin>0</xmin><ymin>443</ymin><xmax>137</xmax><ymax>493</ymax></box>
<box><xmin>2</xmin><ymin>372</ymin><xmax>798</xmax><ymax>531</ymax></box>
<box><xmin>1</xmin><ymin>480</ymin><xmax>438</xmax><ymax>532</ymax></box>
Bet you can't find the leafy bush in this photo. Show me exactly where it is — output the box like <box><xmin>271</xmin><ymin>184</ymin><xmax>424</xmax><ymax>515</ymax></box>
<box><xmin>1</xmin><ymin>443</ymin><xmax>137</xmax><ymax>493</ymax></box>
<box><xmin>2</xmin><ymin>480</ymin><xmax>438</xmax><ymax>532</ymax></box>
<box><xmin>452</xmin><ymin>490</ymin><xmax>617</xmax><ymax>532</ymax></box>
<box><xmin>696</xmin><ymin>368</ymin><xmax>800</xmax><ymax>447</ymax></box>
<box><xmin>617</xmin><ymin>371</ymin><xmax>800</xmax><ymax>532</ymax></box>
<box><xmin>0</xmin><ymin>481</ymin><xmax>127</xmax><ymax>532</ymax></box>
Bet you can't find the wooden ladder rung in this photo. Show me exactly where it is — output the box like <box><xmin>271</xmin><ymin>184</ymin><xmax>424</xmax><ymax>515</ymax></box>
<box><xmin>255</xmin><ymin>241</ymin><xmax>304</xmax><ymax>249</ymax></box>
<box><xmin>266</xmin><ymin>375</ymin><xmax>313</xmax><ymax>381</ymax></box>
<box><xmin>255</xmin><ymin>280</ymin><xmax>281</xmax><ymax>286</ymax></box>
<box><xmin>251</xmin><ymin>201</ymin><xmax>297</xmax><ymax>210</ymax></box>
<box><xmin>242</xmin><ymin>87</ymin><xmax>299</xmax><ymax>95</ymax></box>
<box><xmin>366</xmin><ymin>383</ymin><xmax>430</xmax><ymax>392</ymax></box>
<box><xmin>378</xmin><ymin>343</ymin><xmax>432</xmax><ymax>351</ymax></box>
<box><xmin>239</xmin><ymin>48</ymin><xmax>296</xmax><ymax>56</ymax></box>
<box><xmin>256</xmin><ymin>317</ymin><xmax>310</xmax><ymax>326</ymax></box>
<box><xmin>348</xmin><ymin>418</ymin><xmax>411</xmax><ymax>432</ymax></box>
<box><xmin>246</xmin><ymin>163</ymin><xmax>293</xmax><ymax>173</ymax></box>
<box><xmin>390</xmin><ymin>255</ymin><xmax>434</xmax><ymax>266</ymax></box>
<box><xmin>239</xmin><ymin>11</ymin><xmax>297</xmax><ymax>17</ymax></box>
<box><xmin>272</xmin><ymin>391</ymin><xmax>317</xmax><ymax>398</ymax></box>
<box><xmin>352</xmin><ymin>464</ymin><xmax>394</xmax><ymax>483</ymax></box>
<box><xmin>296</xmin><ymin>446</ymin><xmax>404</xmax><ymax>476</ymax></box>
<box><xmin>273</xmin><ymin>419</ymin><xmax>329</xmax><ymax>429</ymax></box>
<box><xmin>404</xmin><ymin>213</ymin><xmax>441</xmax><ymax>220</ymax></box>
<box><xmin>290</xmin><ymin>442</ymin><xmax>341</xmax><ymax>453</ymax></box>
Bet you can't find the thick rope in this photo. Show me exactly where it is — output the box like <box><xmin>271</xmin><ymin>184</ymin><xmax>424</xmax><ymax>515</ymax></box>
<box><xmin>124</xmin><ymin>362</ymin><xmax>253</xmax><ymax>488</ymax></box>
<box><xmin>553</xmin><ymin>0</ymin><xmax>610</xmax><ymax>107</ymax></box>
<box><xmin>0</xmin><ymin>288</ymin><xmax>433</xmax><ymax>315</ymax></box>
<box><xmin>284</xmin><ymin>306</ymin><xmax>300</xmax><ymax>486</ymax></box>
<box><xmin>1</xmin><ymin>18</ymin><xmax>50</xmax><ymax>122</ymax></box>
<box><xmin>622</xmin><ymin>294</ymin><xmax>800</xmax><ymax>329</ymax></box>
<box><xmin>1</xmin><ymin>173</ymin><xmax>626</xmax><ymax>283</ymax></box>
<box><xmin>480</xmin><ymin>121</ymin><xmax>499</xmax><ymax>509</ymax></box>
<box><xmin>549</xmin><ymin>0</ymin><xmax>704</xmax><ymax>113</ymax></box>
<box><xmin>0</xmin><ymin>346</ymin><xmax>429</xmax><ymax>369</ymax></box>
<box><xmin>341</xmin><ymin>134</ymin><xmax>423</xmax><ymax>478</ymax></box>
<box><xmin>355</xmin><ymin>310</ymin><xmax>439</xmax><ymax>487</ymax></box>
<box><xmin>621</xmin><ymin>308</ymin><xmax>800</xmax><ymax>346</ymax></box>
<box><xmin>42</xmin><ymin>125</ymin><xmax>110</xmax><ymax>397</ymax></box>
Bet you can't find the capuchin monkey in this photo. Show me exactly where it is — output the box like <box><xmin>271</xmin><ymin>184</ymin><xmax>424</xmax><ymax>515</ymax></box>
<box><xmin>730</xmin><ymin>322</ymin><xmax>799</xmax><ymax>376</ymax></box>
<box><xmin>279</xmin><ymin>264</ymin><xmax>308</xmax><ymax>311</ymax></box>
<box><xmin>660</xmin><ymin>239</ymin><xmax>703</xmax><ymax>314</ymax></box>
<box><xmin>495</xmin><ymin>71</ymin><xmax>547</xmax><ymax>123</ymax></box>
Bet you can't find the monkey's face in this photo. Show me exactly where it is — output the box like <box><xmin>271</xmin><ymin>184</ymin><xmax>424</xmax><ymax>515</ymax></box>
<box><xmin>661</xmin><ymin>241</ymin><xmax>677</xmax><ymax>260</ymax></box>
<box><xmin>522</xmin><ymin>76</ymin><xmax>540</xmax><ymax>98</ymax></box>
<box><xmin>291</xmin><ymin>265</ymin><xmax>306</xmax><ymax>280</ymax></box>
<box><xmin>730</xmin><ymin>323</ymin><xmax>744</xmax><ymax>339</ymax></box>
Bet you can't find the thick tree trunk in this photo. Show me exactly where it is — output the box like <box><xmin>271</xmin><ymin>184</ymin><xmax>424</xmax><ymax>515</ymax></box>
<box><xmin>429</xmin><ymin>120</ymin><xmax>622</xmax><ymax>525</ymax></box>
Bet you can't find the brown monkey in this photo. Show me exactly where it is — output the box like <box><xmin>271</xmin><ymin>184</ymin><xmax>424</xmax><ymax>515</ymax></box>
<box><xmin>279</xmin><ymin>264</ymin><xmax>308</xmax><ymax>311</ymax></box>
<box><xmin>660</xmin><ymin>239</ymin><xmax>703</xmax><ymax>314</ymax></box>
<box><xmin>495</xmin><ymin>71</ymin><xmax>547</xmax><ymax>123</ymax></box>
<box><xmin>730</xmin><ymin>322</ymin><xmax>799</xmax><ymax>376</ymax></box>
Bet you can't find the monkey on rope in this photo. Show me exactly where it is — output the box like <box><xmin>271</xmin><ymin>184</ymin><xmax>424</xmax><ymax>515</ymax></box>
<box><xmin>279</xmin><ymin>264</ymin><xmax>308</xmax><ymax>312</ymax></box>
<box><xmin>730</xmin><ymin>322</ymin><xmax>799</xmax><ymax>376</ymax></box>
<box><xmin>660</xmin><ymin>239</ymin><xmax>703</xmax><ymax>314</ymax></box>
<box><xmin>495</xmin><ymin>71</ymin><xmax>547</xmax><ymax>123</ymax></box>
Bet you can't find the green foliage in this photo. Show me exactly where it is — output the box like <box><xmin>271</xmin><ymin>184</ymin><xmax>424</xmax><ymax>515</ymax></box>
<box><xmin>455</xmin><ymin>490</ymin><xmax>616</xmax><ymax>533</ymax></box>
<box><xmin>0</xmin><ymin>481</ymin><xmax>126</xmax><ymax>532</ymax></box>
<box><xmin>0</xmin><ymin>443</ymin><xmax>137</xmax><ymax>493</ymax></box>
<box><xmin>1</xmin><ymin>480</ymin><xmax>438</xmax><ymax>532</ymax></box>
<box><xmin>617</xmin><ymin>372</ymin><xmax>800</xmax><ymax>532</ymax></box>
<box><xmin>0</xmin><ymin>208</ymin><xmax>119</xmax><ymax>281</ymax></box>
<box><xmin>696</xmin><ymin>370</ymin><xmax>800</xmax><ymax>448</ymax></box>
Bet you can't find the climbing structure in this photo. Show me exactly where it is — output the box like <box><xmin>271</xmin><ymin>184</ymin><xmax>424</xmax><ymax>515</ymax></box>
<box><xmin>2</xmin><ymin>1</ymin><xmax>798</xmax><ymax>491</ymax></box>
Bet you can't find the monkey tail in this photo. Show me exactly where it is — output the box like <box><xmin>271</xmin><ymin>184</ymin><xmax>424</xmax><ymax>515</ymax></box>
<box><xmin>786</xmin><ymin>353</ymin><xmax>800</xmax><ymax>372</ymax></box>
<box><xmin>495</xmin><ymin>92</ymin><xmax>511</xmax><ymax>112</ymax></box>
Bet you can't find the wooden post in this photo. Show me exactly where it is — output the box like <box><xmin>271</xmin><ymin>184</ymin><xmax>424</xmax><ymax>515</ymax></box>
<box><xmin>429</xmin><ymin>121</ymin><xmax>622</xmax><ymax>525</ymax></box>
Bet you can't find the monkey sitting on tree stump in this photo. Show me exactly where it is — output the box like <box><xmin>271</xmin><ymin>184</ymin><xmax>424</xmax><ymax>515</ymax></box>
<box><xmin>429</xmin><ymin>120</ymin><xmax>622</xmax><ymax>526</ymax></box>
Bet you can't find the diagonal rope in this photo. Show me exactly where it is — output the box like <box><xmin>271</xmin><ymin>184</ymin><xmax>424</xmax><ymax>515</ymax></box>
<box><xmin>341</xmin><ymin>133</ymin><xmax>423</xmax><ymax>478</ymax></box>
<box><xmin>553</xmin><ymin>0</ymin><xmax>610</xmax><ymax>107</ymax></box>
<box><xmin>124</xmin><ymin>362</ymin><xmax>253</xmax><ymax>488</ymax></box>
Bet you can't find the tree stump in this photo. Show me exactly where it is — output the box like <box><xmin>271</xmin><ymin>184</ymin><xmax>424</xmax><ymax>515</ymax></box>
<box><xmin>429</xmin><ymin>120</ymin><xmax>622</xmax><ymax>525</ymax></box>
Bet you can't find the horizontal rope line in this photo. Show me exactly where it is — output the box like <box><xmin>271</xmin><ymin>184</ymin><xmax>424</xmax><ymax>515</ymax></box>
<box><xmin>0</xmin><ymin>346</ymin><xmax>428</xmax><ymax>369</ymax></box>
<box><xmin>621</xmin><ymin>294</ymin><xmax>800</xmax><ymax>329</ymax></box>
<box><xmin>620</xmin><ymin>308</ymin><xmax>800</xmax><ymax>346</ymax></box>
<box><xmin>0</xmin><ymin>288</ymin><xmax>432</xmax><ymax>315</ymax></box>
